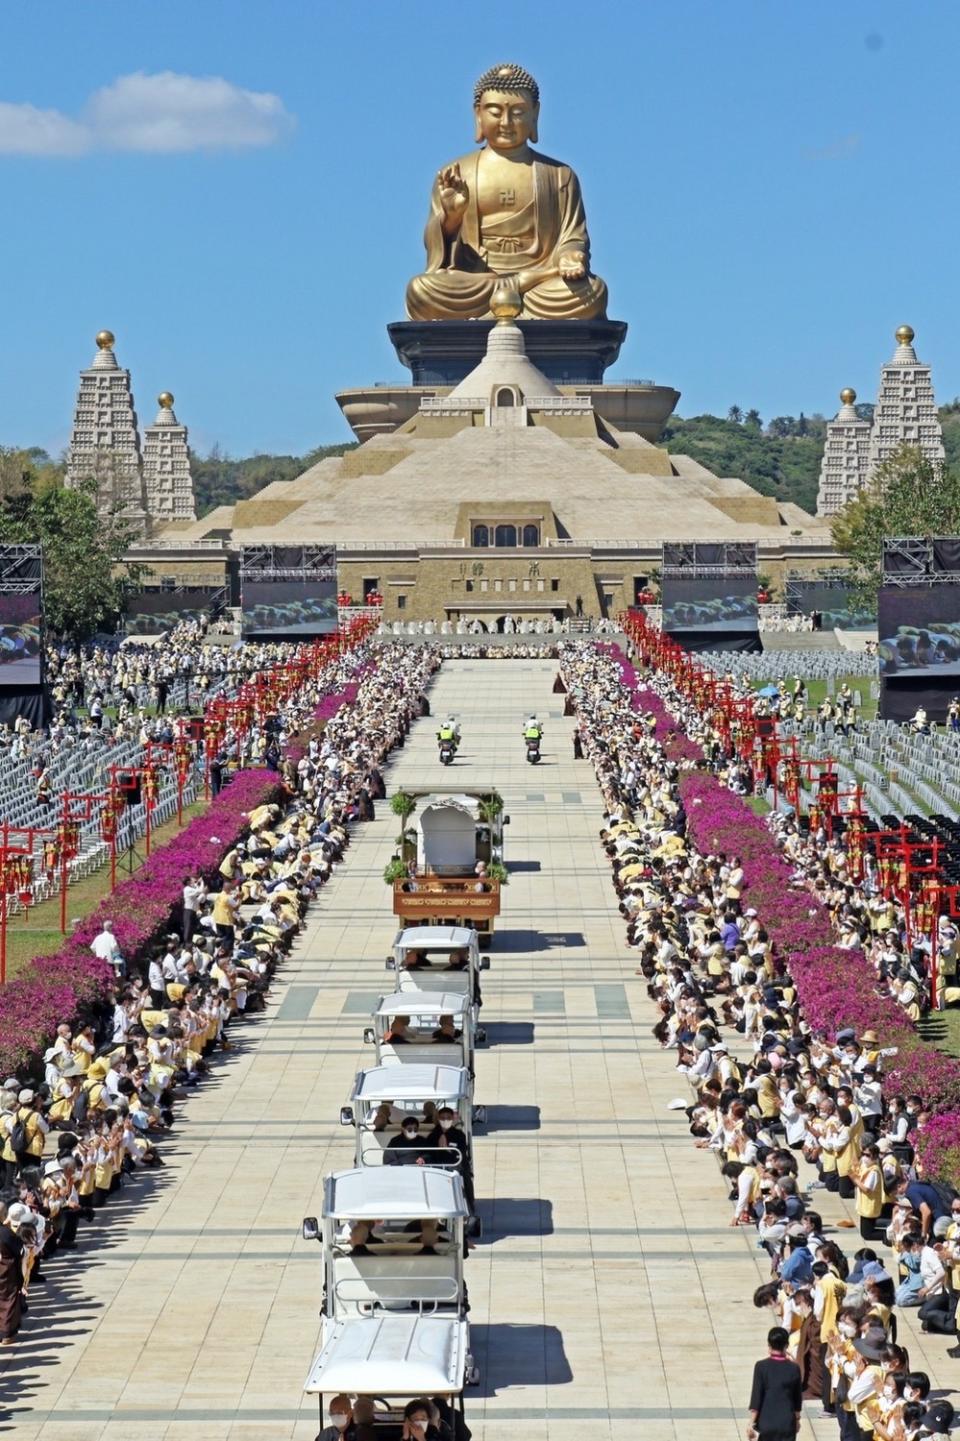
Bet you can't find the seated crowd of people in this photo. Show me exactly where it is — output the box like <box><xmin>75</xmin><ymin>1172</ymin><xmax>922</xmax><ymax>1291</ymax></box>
<box><xmin>560</xmin><ymin>642</ymin><xmax>958</xmax><ymax>1441</ymax></box>
<box><xmin>0</xmin><ymin>642</ymin><xmax>440</xmax><ymax>1349</ymax></box>
<box><xmin>2</xmin><ymin>618</ymin><xmax>344</xmax><ymax>803</ymax></box>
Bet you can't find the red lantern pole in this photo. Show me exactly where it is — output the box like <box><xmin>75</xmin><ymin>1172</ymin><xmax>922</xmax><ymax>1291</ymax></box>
<box><xmin>0</xmin><ymin>820</ymin><xmax>8</xmax><ymax>986</ymax></box>
<box><xmin>59</xmin><ymin>794</ymin><xmax>70</xmax><ymax>936</ymax></box>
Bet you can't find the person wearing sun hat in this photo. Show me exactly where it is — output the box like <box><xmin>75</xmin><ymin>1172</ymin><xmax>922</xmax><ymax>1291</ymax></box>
<box><xmin>920</xmin><ymin>1399</ymin><xmax>956</xmax><ymax>1439</ymax></box>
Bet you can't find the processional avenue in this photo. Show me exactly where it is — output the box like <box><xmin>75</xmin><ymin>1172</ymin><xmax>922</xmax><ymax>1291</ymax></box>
<box><xmin>10</xmin><ymin>657</ymin><xmax>796</xmax><ymax>1441</ymax></box>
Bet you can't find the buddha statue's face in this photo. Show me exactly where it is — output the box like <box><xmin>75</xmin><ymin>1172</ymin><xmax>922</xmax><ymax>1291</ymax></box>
<box><xmin>474</xmin><ymin>89</ymin><xmax>539</xmax><ymax>151</ymax></box>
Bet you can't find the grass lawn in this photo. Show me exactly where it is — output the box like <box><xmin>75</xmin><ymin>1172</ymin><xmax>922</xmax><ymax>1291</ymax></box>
<box><xmin>3</xmin><ymin>799</ymin><xmax>206</xmax><ymax>981</ymax></box>
<box><xmin>744</xmin><ymin>795</ymin><xmax>771</xmax><ymax>816</ymax></box>
<box><xmin>921</xmin><ymin>1008</ymin><xmax>960</xmax><ymax>1061</ymax></box>
<box><xmin>749</xmin><ymin>675</ymin><xmax>879</xmax><ymax>722</ymax></box>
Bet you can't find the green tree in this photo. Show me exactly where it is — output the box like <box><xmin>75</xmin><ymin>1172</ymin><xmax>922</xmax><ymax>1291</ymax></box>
<box><xmin>831</xmin><ymin>445</ymin><xmax>960</xmax><ymax>606</ymax></box>
<box><xmin>0</xmin><ymin>479</ymin><xmax>138</xmax><ymax>640</ymax></box>
<box><xmin>727</xmin><ymin>404</ymin><xmax>743</xmax><ymax>424</ymax></box>
<box><xmin>744</xmin><ymin>408</ymin><xmax>762</xmax><ymax>431</ymax></box>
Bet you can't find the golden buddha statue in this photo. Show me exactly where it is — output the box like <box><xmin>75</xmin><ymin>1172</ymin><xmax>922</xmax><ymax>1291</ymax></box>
<box><xmin>405</xmin><ymin>62</ymin><xmax>608</xmax><ymax>322</ymax></box>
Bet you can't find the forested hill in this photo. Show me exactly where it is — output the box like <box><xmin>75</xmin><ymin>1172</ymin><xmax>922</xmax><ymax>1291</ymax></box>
<box><xmin>664</xmin><ymin>402</ymin><xmax>960</xmax><ymax>516</ymax></box>
<box><xmin>190</xmin><ymin>442</ymin><xmax>356</xmax><ymax>516</ymax></box>
<box><xmin>661</xmin><ymin>411</ymin><xmax>828</xmax><ymax>514</ymax></box>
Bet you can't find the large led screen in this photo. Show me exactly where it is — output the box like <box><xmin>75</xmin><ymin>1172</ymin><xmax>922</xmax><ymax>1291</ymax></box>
<box><xmin>661</xmin><ymin>573</ymin><xmax>758</xmax><ymax>634</ymax></box>
<box><xmin>878</xmin><ymin>587</ymin><xmax>960</xmax><ymax>677</ymax></box>
<box><xmin>0</xmin><ymin>592</ymin><xmax>42</xmax><ymax>686</ymax></box>
<box><xmin>240</xmin><ymin>581</ymin><xmax>337</xmax><ymax>637</ymax></box>
<box><xmin>125</xmin><ymin>588</ymin><xmax>226</xmax><ymax>637</ymax></box>
<box><xmin>787</xmin><ymin>582</ymin><xmax>876</xmax><ymax>630</ymax></box>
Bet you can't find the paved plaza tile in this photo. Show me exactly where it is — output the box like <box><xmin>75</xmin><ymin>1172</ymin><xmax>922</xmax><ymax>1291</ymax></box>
<box><xmin>0</xmin><ymin>658</ymin><xmax>953</xmax><ymax>1439</ymax></box>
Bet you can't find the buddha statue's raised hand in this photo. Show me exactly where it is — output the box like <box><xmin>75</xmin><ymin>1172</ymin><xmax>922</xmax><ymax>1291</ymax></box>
<box><xmin>438</xmin><ymin>163</ymin><xmax>469</xmax><ymax>237</ymax></box>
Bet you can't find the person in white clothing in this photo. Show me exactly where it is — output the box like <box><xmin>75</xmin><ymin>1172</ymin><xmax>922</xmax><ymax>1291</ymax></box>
<box><xmin>90</xmin><ymin>921</ymin><xmax>124</xmax><ymax>977</ymax></box>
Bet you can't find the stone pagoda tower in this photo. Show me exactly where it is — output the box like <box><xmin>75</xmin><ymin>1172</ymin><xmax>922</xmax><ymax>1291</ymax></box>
<box><xmin>65</xmin><ymin>330</ymin><xmax>148</xmax><ymax>538</ymax></box>
<box><xmin>865</xmin><ymin>324</ymin><xmax>945</xmax><ymax>483</ymax></box>
<box><xmin>141</xmin><ymin>392</ymin><xmax>197</xmax><ymax>524</ymax></box>
<box><xmin>816</xmin><ymin>388</ymin><xmax>872</xmax><ymax>517</ymax></box>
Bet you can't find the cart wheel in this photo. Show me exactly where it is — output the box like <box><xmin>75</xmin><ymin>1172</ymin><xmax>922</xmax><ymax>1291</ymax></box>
<box><xmin>467</xmin><ymin>1365</ymin><xmax>480</xmax><ymax>1386</ymax></box>
<box><xmin>468</xmin><ymin>1214</ymin><xmax>482</xmax><ymax>1238</ymax></box>
<box><xmin>476</xmin><ymin>1026</ymin><xmax>487</xmax><ymax>1044</ymax></box>
<box><xmin>472</xmin><ymin>1104</ymin><xmax>487</xmax><ymax>1125</ymax></box>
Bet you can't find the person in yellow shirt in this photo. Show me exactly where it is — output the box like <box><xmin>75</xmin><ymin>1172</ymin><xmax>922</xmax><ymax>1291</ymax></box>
<box><xmin>852</xmin><ymin>1144</ymin><xmax>885</xmax><ymax>1241</ymax></box>
<box><xmin>211</xmin><ymin>882</ymin><xmax>239</xmax><ymax>949</ymax></box>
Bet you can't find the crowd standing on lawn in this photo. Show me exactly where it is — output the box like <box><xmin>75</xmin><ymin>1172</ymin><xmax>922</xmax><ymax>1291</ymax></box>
<box><xmin>0</xmin><ymin>641</ymin><xmax>438</xmax><ymax>1348</ymax></box>
<box><xmin>561</xmin><ymin>640</ymin><xmax>960</xmax><ymax>1441</ymax></box>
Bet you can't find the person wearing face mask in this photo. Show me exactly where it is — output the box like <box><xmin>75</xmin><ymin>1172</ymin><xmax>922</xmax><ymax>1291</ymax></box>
<box><xmin>843</xmin><ymin>1331</ymin><xmax>886</xmax><ymax>1440</ymax></box>
<box><xmin>402</xmin><ymin>1398</ymin><xmax>443</xmax><ymax>1441</ymax></box>
<box><xmin>871</xmin><ymin>1372</ymin><xmax>906</xmax><ymax>1440</ymax></box>
<box><xmin>944</xmin><ymin>1198</ymin><xmax>960</xmax><ymax>1358</ymax></box>
<box><xmin>824</xmin><ymin>1307</ymin><xmax>860</xmax><ymax>1420</ymax></box>
<box><xmin>423</xmin><ymin>1107</ymin><xmax>475</xmax><ymax>1210</ymax></box>
<box><xmin>897</xmin><ymin>1177</ymin><xmax>950</xmax><ymax>1244</ymax></box>
<box><xmin>385</xmin><ymin>1116</ymin><xmax>427</xmax><ymax>1166</ymax></box>
<box><xmin>316</xmin><ymin>1395</ymin><xmax>355</xmax><ymax>1441</ymax></box>
<box><xmin>902</xmin><ymin>1372</ymin><xmax>931</xmax><ymax>1408</ymax></box>
<box><xmin>895</xmin><ymin>1236</ymin><xmax>925</xmax><ymax>1306</ymax></box>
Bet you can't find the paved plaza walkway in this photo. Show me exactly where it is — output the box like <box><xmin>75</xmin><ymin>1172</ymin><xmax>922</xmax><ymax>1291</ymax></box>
<box><xmin>3</xmin><ymin>658</ymin><xmax>949</xmax><ymax>1441</ymax></box>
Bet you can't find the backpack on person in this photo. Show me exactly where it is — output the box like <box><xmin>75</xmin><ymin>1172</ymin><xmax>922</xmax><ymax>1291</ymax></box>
<box><xmin>9</xmin><ymin>1113</ymin><xmax>28</xmax><ymax>1154</ymax></box>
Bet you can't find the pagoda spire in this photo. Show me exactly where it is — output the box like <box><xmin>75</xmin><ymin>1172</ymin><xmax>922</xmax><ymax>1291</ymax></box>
<box><xmin>816</xmin><ymin>388</ymin><xmax>871</xmax><ymax>517</ymax></box>
<box><xmin>865</xmin><ymin>324</ymin><xmax>945</xmax><ymax>483</ymax></box>
<box><xmin>141</xmin><ymin>391</ymin><xmax>197</xmax><ymax>525</ymax></box>
<box><xmin>65</xmin><ymin>330</ymin><xmax>148</xmax><ymax>538</ymax></box>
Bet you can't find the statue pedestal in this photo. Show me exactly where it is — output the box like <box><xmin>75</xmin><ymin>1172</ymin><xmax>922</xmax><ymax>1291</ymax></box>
<box><xmin>387</xmin><ymin>317</ymin><xmax>628</xmax><ymax>386</ymax></box>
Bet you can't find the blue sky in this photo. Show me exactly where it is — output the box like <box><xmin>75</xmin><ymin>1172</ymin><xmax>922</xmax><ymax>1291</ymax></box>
<box><xmin>2</xmin><ymin>1</ymin><xmax>958</xmax><ymax>459</ymax></box>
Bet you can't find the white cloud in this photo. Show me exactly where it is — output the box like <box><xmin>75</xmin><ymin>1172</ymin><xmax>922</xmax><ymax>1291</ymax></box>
<box><xmin>0</xmin><ymin>72</ymin><xmax>293</xmax><ymax>157</ymax></box>
<box><xmin>0</xmin><ymin>100</ymin><xmax>89</xmax><ymax>156</ymax></box>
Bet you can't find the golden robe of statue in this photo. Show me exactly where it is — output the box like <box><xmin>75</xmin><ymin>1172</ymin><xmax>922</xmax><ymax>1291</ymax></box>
<box><xmin>405</xmin><ymin>62</ymin><xmax>608</xmax><ymax>322</ymax></box>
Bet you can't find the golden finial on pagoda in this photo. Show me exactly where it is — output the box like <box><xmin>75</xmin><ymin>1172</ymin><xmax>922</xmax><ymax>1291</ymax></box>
<box><xmin>95</xmin><ymin>329</ymin><xmax>116</xmax><ymax>350</ymax></box>
<box><xmin>158</xmin><ymin>392</ymin><xmax>175</xmax><ymax>409</ymax></box>
<box><xmin>895</xmin><ymin>324</ymin><xmax>915</xmax><ymax>345</ymax></box>
<box><xmin>490</xmin><ymin>281</ymin><xmax>522</xmax><ymax>322</ymax></box>
<box><xmin>840</xmin><ymin>387</ymin><xmax>856</xmax><ymax>405</ymax></box>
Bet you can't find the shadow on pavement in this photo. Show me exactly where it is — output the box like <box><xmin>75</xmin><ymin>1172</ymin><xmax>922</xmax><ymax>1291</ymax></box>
<box><xmin>482</xmin><ymin>1022</ymin><xmax>535</xmax><ymax>1046</ymax></box>
<box><xmin>479</xmin><ymin>1196</ymin><xmax>554</xmax><ymax>1240</ymax></box>
<box><xmin>477</xmin><ymin>1104</ymin><xmax>541</xmax><ymax>1132</ymax></box>
<box><xmin>471</xmin><ymin>1322</ymin><xmax>572</xmax><ymax>1396</ymax></box>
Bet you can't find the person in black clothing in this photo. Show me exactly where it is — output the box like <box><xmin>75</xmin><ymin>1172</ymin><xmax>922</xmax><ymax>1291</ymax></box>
<box><xmin>748</xmin><ymin>1326</ymin><xmax>802</xmax><ymax>1441</ymax></box>
<box><xmin>423</xmin><ymin>1106</ymin><xmax>475</xmax><ymax>1210</ymax></box>
<box><xmin>385</xmin><ymin>1117</ymin><xmax>427</xmax><ymax>1165</ymax></box>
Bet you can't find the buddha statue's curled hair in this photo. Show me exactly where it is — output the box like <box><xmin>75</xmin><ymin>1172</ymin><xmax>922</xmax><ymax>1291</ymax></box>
<box><xmin>473</xmin><ymin>62</ymin><xmax>539</xmax><ymax>106</ymax></box>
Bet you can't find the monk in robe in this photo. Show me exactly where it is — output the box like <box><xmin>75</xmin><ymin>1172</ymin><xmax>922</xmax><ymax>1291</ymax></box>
<box><xmin>406</xmin><ymin>62</ymin><xmax>608</xmax><ymax>322</ymax></box>
<box><xmin>0</xmin><ymin>1214</ymin><xmax>23</xmax><ymax>1345</ymax></box>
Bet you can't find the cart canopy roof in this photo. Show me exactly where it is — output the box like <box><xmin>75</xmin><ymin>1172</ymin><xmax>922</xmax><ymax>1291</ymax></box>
<box><xmin>395</xmin><ymin>926</ymin><xmax>476</xmax><ymax>951</ymax></box>
<box><xmin>304</xmin><ymin>1314</ymin><xmax>467</xmax><ymax>1395</ymax></box>
<box><xmin>324</xmin><ymin>1166</ymin><xmax>469</xmax><ymax>1220</ymax></box>
<box><xmin>352</xmin><ymin>1064</ymin><xmax>471</xmax><ymax>1104</ymax></box>
<box><xmin>373</xmin><ymin>991</ymin><xmax>469</xmax><ymax>1019</ymax></box>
